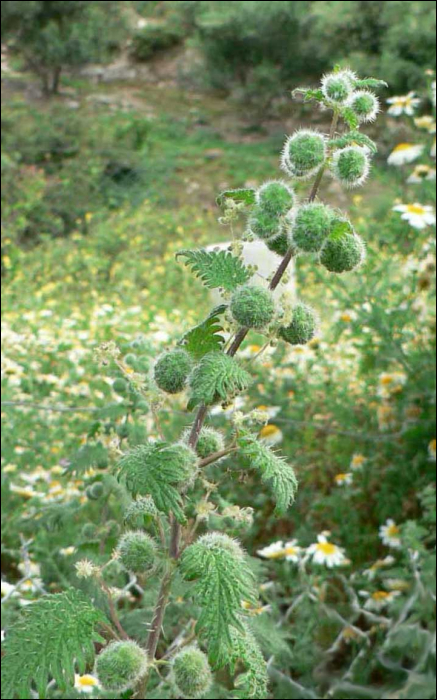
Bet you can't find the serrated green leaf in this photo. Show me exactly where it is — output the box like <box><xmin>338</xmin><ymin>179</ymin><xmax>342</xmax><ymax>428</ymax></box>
<box><xmin>177</xmin><ymin>249</ymin><xmax>252</xmax><ymax>292</ymax></box>
<box><xmin>329</xmin><ymin>130</ymin><xmax>378</xmax><ymax>154</ymax></box>
<box><xmin>354</xmin><ymin>78</ymin><xmax>389</xmax><ymax>90</ymax></box>
<box><xmin>238</xmin><ymin>431</ymin><xmax>298</xmax><ymax>514</ymax></box>
<box><xmin>216</xmin><ymin>188</ymin><xmax>256</xmax><ymax>208</ymax></box>
<box><xmin>181</xmin><ymin>534</ymin><xmax>258</xmax><ymax>668</ymax></box>
<box><xmin>179</xmin><ymin>305</ymin><xmax>227</xmax><ymax>361</ymax></box>
<box><xmin>229</xmin><ymin>624</ymin><xmax>269</xmax><ymax>699</ymax></box>
<box><xmin>189</xmin><ymin>352</ymin><xmax>253</xmax><ymax>408</ymax></box>
<box><xmin>66</xmin><ymin>441</ymin><xmax>108</xmax><ymax>475</ymax></box>
<box><xmin>116</xmin><ymin>442</ymin><xmax>195</xmax><ymax>523</ymax></box>
<box><xmin>329</xmin><ymin>217</ymin><xmax>355</xmax><ymax>241</ymax></box>
<box><xmin>340</xmin><ymin>107</ymin><xmax>360</xmax><ymax>130</ymax></box>
<box><xmin>293</xmin><ymin>87</ymin><xmax>325</xmax><ymax>103</ymax></box>
<box><xmin>1</xmin><ymin>590</ymin><xmax>106</xmax><ymax>700</ymax></box>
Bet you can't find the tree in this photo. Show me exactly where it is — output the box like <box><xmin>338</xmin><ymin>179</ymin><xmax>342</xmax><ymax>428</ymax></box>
<box><xmin>1</xmin><ymin>1</ymin><xmax>126</xmax><ymax>94</ymax></box>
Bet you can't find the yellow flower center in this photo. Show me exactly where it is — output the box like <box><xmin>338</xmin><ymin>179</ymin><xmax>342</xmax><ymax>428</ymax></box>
<box><xmin>381</xmin><ymin>375</ymin><xmax>394</xmax><ymax>385</ymax></box>
<box><xmin>406</xmin><ymin>204</ymin><xmax>426</xmax><ymax>215</ymax></box>
<box><xmin>372</xmin><ymin>591</ymin><xmax>390</xmax><ymax>601</ymax></box>
<box><xmin>352</xmin><ymin>455</ymin><xmax>365</xmax><ymax>466</ymax></box>
<box><xmin>341</xmin><ymin>312</ymin><xmax>353</xmax><ymax>322</ymax></box>
<box><xmin>260</xmin><ymin>424</ymin><xmax>281</xmax><ymax>438</ymax></box>
<box><xmin>430</xmin><ymin>439</ymin><xmax>437</xmax><ymax>452</ymax></box>
<box><xmin>284</xmin><ymin>546</ymin><xmax>298</xmax><ymax>557</ymax></box>
<box><xmin>387</xmin><ymin>524</ymin><xmax>400</xmax><ymax>537</ymax></box>
<box><xmin>335</xmin><ymin>473</ymin><xmax>350</xmax><ymax>482</ymax></box>
<box><xmin>77</xmin><ymin>675</ymin><xmax>98</xmax><ymax>688</ymax></box>
<box><xmin>316</xmin><ymin>542</ymin><xmax>337</xmax><ymax>556</ymax></box>
<box><xmin>394</xmin><ymin>143</ymin><xmax>415</xmax><ymax>151</ymax></box>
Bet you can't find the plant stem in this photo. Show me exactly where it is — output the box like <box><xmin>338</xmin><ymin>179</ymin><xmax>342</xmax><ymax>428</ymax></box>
<box><xmin>140</xmin><ymin>110</ymin><xmax>338</xmax><ymax>699</ymax></box>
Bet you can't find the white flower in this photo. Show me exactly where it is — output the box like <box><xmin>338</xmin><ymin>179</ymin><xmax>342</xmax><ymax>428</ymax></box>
<box><xmin>429</xmin><ymin>439</ymin><xmax>436</xmax><ymax>462</ymax></box>
<box><xmin>407</xmin><ymin>164</ymin><xmax>436</xmax><ymax>183</ymax></box>
<box><xmin>388</xmin><ymin>143</ymin><xmax>424</xmax><ymax>166</ymax></box>
<box><xmin>379</xmin><ymin>519</ymin><xmax>402</xmax><ymax>549</ymax></box>
<box><xmin>393</xmin><ymin>203</ymin><xmax>436</xmax><ymax>230</ymax></box>
<box><xmin>307</xmin><ymin>535</ymin><xmax>347</xmax><ymax>568</ymax></box>
<box><xmin>350</xmin><ymin>454</ymin><xmax>367</xmax><ymax>471</ymax></box>
<box><xmin>432</xmin><ymin>81</ymin><xmax>436</xmax><ymax>108</ymax></box>
<box><xmin>414</xmin><ymin>115</ymin><xmax>436</xmax><ymax>133</ymax></box>
<box><xmin>259</xmin><ymin>424</ymin><xmax>284</xmax><ymax>446</ymax></box>
<box><xmin>75</xmin><ymin>559</ymin><xmax>100</xmax><ymax>580</ymax></box>
<box><xmin>257</xmin><ymin>540</ymin><xmax>301</xmax><ymax>563</ymax></box>
<box><xmin>362</xmin><ymin>590</ymin><xmax>401</xmax><ymax>611</ymax></box>
<box><xmin>334</xmin><ymin>473</ymin><xmax>354</xmax><ymax>487</ymax></box>
<box><xmin>59</xmin><ymin>546</ymin><xmax>77</xmax><ymax>557</ymax></box>
<box><xmin>74</xmin><ymin>674</ymin><xmax>101</xmax><ymax>694</ymax></box>
<box><xmin>378</xmin><ymin>371</ymin><xmax>408</xmax><ymax>398</ymax></box>
<box><xmin>363</xmin><ymin>556</ymin><xmax>396</xmax><ymax>580</ymax></box>
<box><xmin>1</xmin><ymin>580</ymin><xmax>17</xmax><ymax>599</ymax></box>
<box><xmin>387</xmin><ymin>92</ymin><xmax>421</xmax><ymax>116</ymax></box>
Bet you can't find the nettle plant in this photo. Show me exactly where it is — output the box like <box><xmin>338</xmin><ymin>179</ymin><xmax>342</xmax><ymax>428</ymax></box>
<box><xmin>2</xmin><ymin>69</ymin><xmax>386</xmax><ymax>700</ymax></box>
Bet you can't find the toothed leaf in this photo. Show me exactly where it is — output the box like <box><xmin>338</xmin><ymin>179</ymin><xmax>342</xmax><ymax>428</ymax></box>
<box><xmin>216</xmin><ymin>188</ymin><xmax>256</xmax><ymax>208</ymax></box>
<box><xmin>179</xmin><ymin>305</ymin><xmax>227</xmax><ymax>361</ymax></box>
<box><xmin>177</xmin><ymin>249</ymin><xmax>252</xmax><ymax>292</ymax></box>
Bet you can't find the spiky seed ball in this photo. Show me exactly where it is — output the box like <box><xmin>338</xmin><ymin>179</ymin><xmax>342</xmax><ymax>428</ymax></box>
<box><xmin>248</xmin><ymin>205</ymin><xmax>284</xmax><ymax>241</ymax></box>
<box><xmin>231</xmin><ymin>285</ymin><xmax>276</xmax><ymax>329</ymax></box>
<box><xmin>117</xmin><ymin>531</ymin><xmax>158</xmax><ymax>575</ymax></box>
<box><xmin>96</xmin><ymin>642</ymin><xmax>148</xmax><ymax>694</ymax></box>
<box><xmin>256</xmin><ymin>181</ymin><xmax>295</xmax><ymax>216</ymax></box>
<box><xmin>279</xmin><ymin>303</ymin><xmax>318</xmax><ymax>346</ymax></box>
<box><xmin>282</xmin><ymin>130</ymin><xmax>327</xmax><ymax>180</ymax></box>
<box><xmin>124</xmin><ymin>496</ymin><xmax>158</xmax><ymax>529</ymax></box>
<box><xmin>184</xmin><ymin>427</ymin><xmax>225</xmax><ymax>460</ymax></box>
<box><xmin>322</xmin><ymin>71</ymin><xmax>354</xmax><ymax>104</ymax></box>
<box><xmin>172</xmin><ymin>647</ymin><xmax>213</xmax><ymax>699</ymax></box>
<box><xmin>87</xmin><ymin>482</ymin><xmax>105</xmax><ymax>501</ymax></box>
<box><xmin>154</xmin><ymin>348</ymin><xmax>192</xmax><ymax>395</ymax></box>
<box><xmin>349</xmin><ymin>90</ymin><xmax>380</xmax><ymax>123</ymax></box>
<box><xmin>113</xmin><ymin>378</ymin><xmax>129</xmax><ymax>395</ymax></box>
<box><xmin>267</xmin><ymin>232</ymin><xmax>291</xmax><ymax>257</ymax></box>
<box><xmin>332</xmin><ymin>146</ymin><xmax>371</xmax><ymax>188</ymax></box>
<box><xmin>320</xmin><ymin>233</ymin><xmax>366</xmax><ymax>273</ymax></box>
<box><xmin>291</xmin><ymin>202</ymin><xmax>335</xmax><ymax>253</ymax></box>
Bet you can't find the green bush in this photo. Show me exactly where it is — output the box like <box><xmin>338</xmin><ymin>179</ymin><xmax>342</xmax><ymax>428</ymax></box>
<box><xmin>131</xmin><ymin>22</ymin><xmax>184</xmax><ymax>62</ymax></box>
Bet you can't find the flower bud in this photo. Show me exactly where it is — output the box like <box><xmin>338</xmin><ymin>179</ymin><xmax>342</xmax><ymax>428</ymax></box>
<box><xmin>332</xmin><ymin>146</ymin><xmax>371</xmax><ymax>188</ymax></box>
<box><xmin>117</xmin><ymin>531</ymin><xmax>158</xmax><ymax>575</ymax></box>
<box><xmin>281</xmin><ymin>130</ymin><xmax>327</xmax><ymax>180</ymax></box>
<box><xmin>291</xmin><ymin>202</ymin><xmax>335</xmax><ymax>253</ymax></box>
<box><xmin>322</xmin><ymin>71</ymin><xmax>354</xmax><ymax>104</ymax></box>
<box><xmin>320</xmin><ymin>232</ymin><xmax>366</xmax><ymax>273</ymax></box>
<box><xmin>279</xmin><ymin>303</ymin><xmax>318</xmax><ymax>346</ymax></box>
<box><xmin>186</xmin><ymin>427</ymin><xmax>225</xmax><ymax>460</ymax></box>
<box><xmin>230</xmin><ymin>285</ymin><xmax>276</xmax><ymax>329</ymax></box>
<box><xmin>154</xmin><ymin>348</ymin><xmax>193</xmax><ymax>395</ymax></box>
<box><xmin>248</xmin><ymin>205</ymin><xmax>284</xmax><ymax>241</ymax></box>
<box><xmin>256</xmin><ymin>180</ymin><xmax>295</xmax><ymax>216</ymax></box>
<box><xmin>349</xmin><ymin>90</ymin><xmax>380</xmax><ymax>123</ymax></box>
<box><xmin>172</xmin><ymin>646</ymin><xmax>213</xmax><ymax>699</ymax></box>
<box><xmin>96</xmin><ymin>641</ymin><xmax>148</xmax><ymax>693</ymax></box>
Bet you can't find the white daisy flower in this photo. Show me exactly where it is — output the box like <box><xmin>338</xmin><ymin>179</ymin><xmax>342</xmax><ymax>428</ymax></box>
<box><xmin>407</xmin><ymin>164</ymin><xmax>436</xmax><ymax>183</ymax></box>
<box><xmin>257</xmin><ymin>540</ymin><xmax>301</xmax><ymax>563</ymax></box>
<box><xmin>259</xmin><ymin>424</ymin><xmax>284</xmax><ymax>446</ymax></box>
<box><xmin>74</xmin><ymin>674</ymin><xmax>101</xmax><ymax>694</ymax></box>
<box><xmin>59</xmin><ymin>546</ymin><xmax>77</xmax><ymax>557</ymax></box>
<box><xmin>363</xmin><ymin>555</ymin><xmax>396</xmax><ymax>580</ymax></box>
<box><xmin>393</xmin><ymin>203</ymin><xmax>436</xmax><ymax>230</ymax></box>
<box><xmin>387</xmin><ymin>92</ymin><xmax>421</xmax><ymax>116</ymax></box>
<box><xmin>1</xmin><ymin>580</ymin><xmax>17</xmax><ymax>599</ymax></box>
<box><xmin>429</xmin><ymin>439</ymin><xmax>436</xmax><ymax>462</ymax></box>
<box><xmin>388</xmin><ymin>143</ymin><xmax>424</xmax><ymax>166</ymax></box>
<box><xmin>378</xmin><ymin>371</ymin><xmax>408</xmax><ymax>398</ymax></box>
<box><xmin>414</xmin><ymin>115</ymin><xmax>436</xmax><ymax>133</ymax></box>
<box><xmin>362</xmin><ymin>590</ymin><xmax>401</xmax><ymax>611</ymax></box>
<box><xmin>350</xmin><ymin>454</ymin><xmax>367</xmax><ymax>471</ymax></box>
<box><xmin>334</xmin><ymin>473</ymin><xmax>354</xmax><ymax>487</ymax></box>
<box><xmin>307</xmin><ymin>535</ymin><xmax>347</xmax><ymax>568</ymax></box>
<box><xmin>379</xmin><ymin>519</ymin><xmax>402</xmax><ymax>549</ymax></box>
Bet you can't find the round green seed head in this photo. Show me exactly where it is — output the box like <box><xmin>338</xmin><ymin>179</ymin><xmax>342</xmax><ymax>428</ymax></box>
<box><xmin>188</xmin><ymin>427</ymin><xmax>225</xmax><ymax>460</ymax></box>
<box><xmin>256</xmin><ymin>180</ymin><xmax>295</xmax><ymax>216</ymax></box>
<box><xmin>231</xmin><ymin>285</ymin><xmax>276</xmax><ymax>329</ymax></box>
<box><xmin>267</xmin><ymin>232</ymin><xmax>291</xmax><ymax>257</ymax></box>
<box><xmin>292</xmin><ymin>202</ymin><xmax>335</xmax><ymax>253</ymax></box>
<box><xmin>282</xmin><ymin>130</ymin><xmax>326</xmax><ymax>180</ymax></box>
<box><xmin>124</xmin><ymin>353</ymin><xmax>138</xmax><ymax>368</ymax></box>
<box><xmin>124</xmin><ymin>496</ymin><xmax>158</xmax><ymax>529</ymax></box>
<box><xmin>349</xmin><ymin>90</ymin><xmax>380</xmax><ymax>123</ymax></box>
<box><xmin>87</xmin><ymin>482</ymin><xmax>105</xmax><ymax>501</ymax></box>
<box><xmin>248</xmin><ymin>205</ymin><xmax>284</xmax><ymax>241</ymax></box>
<box><xmin>320</xmin><ymin>233</ymin><xmax>366</xmax><ymax>273</ymax></box>
<box><xmin>154</xmin><ymin>348</ymin><xmax>192</xmax><ymax>394</ymax></box>
<box><xmin>117</xmin><ymin>531</ymin><xmax>158</xmax><ymax>575</ymax></box>
<box><xmin>322</xmin><ymin>72</ymin><xmax>353</xmax><ymax>104</ymax></box>
<box><xmin>332</xmin><ymin>146</ymin><xmax>370</xmax><ymax>188</ymax></box>
<box><xmin>96</xmin><ymin>641</ymin><xmax>148</xmax><ymax>693</ymax></box>
<box><xmin>172</xmin><ymin>647</ymin><xmax>213</xmax><ymax>699</ymax></box>
<box><xmin>113</xmin><ymin>378</ymin><xmax>129</xmax><ymax>396</ymax></box>
<box><xmin>280</xmin><ymin>303</ymin><xmax>318</xmax><ymax>346</ymax></box>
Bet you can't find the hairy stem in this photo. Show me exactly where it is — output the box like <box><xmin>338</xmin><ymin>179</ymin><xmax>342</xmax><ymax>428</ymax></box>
<box><xmin>309</xmin><ymin>111</ymin><xmax>339</xmax><ymax>202</ymax></box>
